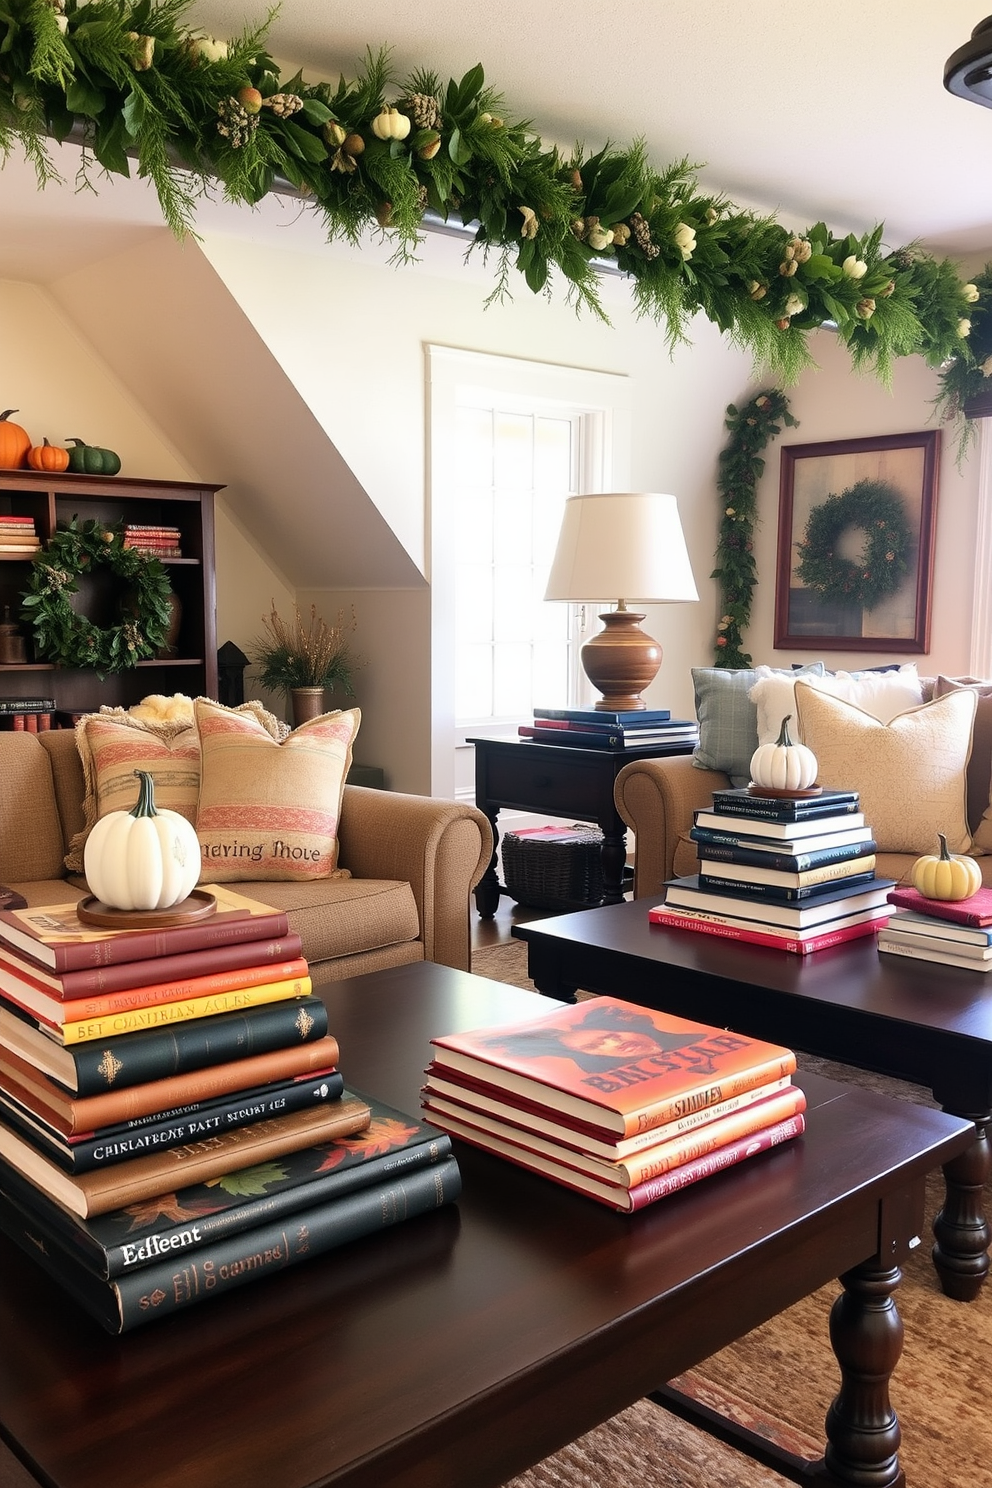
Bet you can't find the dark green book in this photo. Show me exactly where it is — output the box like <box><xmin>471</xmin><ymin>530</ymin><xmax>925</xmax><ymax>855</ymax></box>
<box><xmin>0</xmin><ymin>1093</ymin><xmax>453</xmax><ymax>1278</ymax></box>
<box><xmin>0</xmin><ymin>994</ymin><xmax>329</xmax><ymax>1094</ymax></box>
<box><xmin>0</xmin><ymin>1153</ymin><xmax>462</xmax><ymax>1333</ymax></box>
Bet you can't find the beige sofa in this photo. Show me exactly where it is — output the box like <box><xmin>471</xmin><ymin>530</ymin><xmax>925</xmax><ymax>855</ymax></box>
<box><xmin>615</xmin><ymin>675</ymin><xmax>992</xmax><ymax>901</ymax></box>
<box><xmin>0</xmin><ymin>729</ymin><xmax>493</xmax><ymax>986</ymax></box>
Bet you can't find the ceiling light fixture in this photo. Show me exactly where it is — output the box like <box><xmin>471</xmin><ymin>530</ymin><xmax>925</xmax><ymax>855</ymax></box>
<box><xmin>945</xmin><ymin>16</ymin><xmax>992</xmax><ymax>107</ymax></box>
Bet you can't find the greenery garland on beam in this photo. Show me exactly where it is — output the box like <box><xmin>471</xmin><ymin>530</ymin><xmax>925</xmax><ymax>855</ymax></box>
<box><xmin>711</xmin><ymin>390</ymin><xmax>797</xmax><ymax>667</ymax></box>
<box><xmin>0</xmin><ymin>1</ymin><xmax>985</xmax><ymax>402</ymax></box>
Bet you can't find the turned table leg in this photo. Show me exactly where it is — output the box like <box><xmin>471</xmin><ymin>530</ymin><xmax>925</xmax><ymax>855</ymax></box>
<box><xmin>932</xmin><ymin>1112</ymin><xmax>991</xmax><ymax>1302</ymax></box>
<box><xmin>819</xmin><ymin>1258</ymin><xmax>905</xmax><ymax>1488</ymax></box>
<box><xmin>473</xmin><ymin>808</ymin><xmax>502</xmax><ymax>919</ymax></box>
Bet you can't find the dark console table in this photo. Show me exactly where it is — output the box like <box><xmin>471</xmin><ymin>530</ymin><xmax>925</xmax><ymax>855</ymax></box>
<box><xmin>0</xmin><ymin>962</ymin><xmax>974</xmax><ymax>1488</ymax></box>
<box><xmin>468</xmin><ymin>734</ymin><xmax>694</xmax><ymax>915</ymax></box>
<box><xmin>514</xmin><ymin>899</ymin><xmax>992</xmax><ymax>1302</ymax></box>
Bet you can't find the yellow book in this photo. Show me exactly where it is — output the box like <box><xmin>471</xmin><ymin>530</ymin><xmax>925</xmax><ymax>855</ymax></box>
<box><xmin>56</xmin><ymin>976</ymin><xmax>312</xmax><ymax>1045</ymax></box>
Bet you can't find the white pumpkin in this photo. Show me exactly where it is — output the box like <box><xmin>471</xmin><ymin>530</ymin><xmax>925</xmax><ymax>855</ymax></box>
<box><xmin>749</xmin><ymin>714</ymin><xmax>818</xmax><ymax>791</ymax></box>
<box><xmin>84</xmin><ymin>770</ymin><xmax>201</xmax><ymax>911</ymax></box>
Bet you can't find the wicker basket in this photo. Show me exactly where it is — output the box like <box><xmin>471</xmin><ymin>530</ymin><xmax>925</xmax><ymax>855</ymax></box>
<box><xmin>501</xmin><ymin>824</ymin><xmax>605</xmax><ymax>911</ymax></box>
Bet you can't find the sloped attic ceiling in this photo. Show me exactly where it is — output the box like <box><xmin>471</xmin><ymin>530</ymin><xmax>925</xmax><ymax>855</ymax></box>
<box><xmin>43</xmin><ymin>226</ymin><xmax>424</xmax><ymax>592</ymax></box>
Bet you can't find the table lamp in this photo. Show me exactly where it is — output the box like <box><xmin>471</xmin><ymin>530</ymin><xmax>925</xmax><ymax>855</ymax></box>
<box><xmin>544</xmin><ymin>492</ymin><xmax>698</xmax><ymax>711</ymax></box>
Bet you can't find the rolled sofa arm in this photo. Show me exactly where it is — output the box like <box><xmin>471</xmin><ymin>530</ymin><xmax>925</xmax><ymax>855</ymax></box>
<box><xmin>614</xmin><ymin>756</ymin><xmax>730</xmax><ymax>900</ymax></box>
<box><xmin>336</xmin><ymin>785</ymin><xmax>493</xmax><ymax>971</ymax></box>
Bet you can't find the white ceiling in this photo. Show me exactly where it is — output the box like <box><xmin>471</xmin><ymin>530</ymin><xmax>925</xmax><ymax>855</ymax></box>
<box><xmin>2</xmin><ymin>2</ymin><xmax>992</xmax><ymax>282</ymax></box>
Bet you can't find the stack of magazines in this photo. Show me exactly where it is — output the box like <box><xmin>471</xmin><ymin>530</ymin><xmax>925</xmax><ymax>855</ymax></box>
<box><xmin>650</xmin><ymin>786</ymin><xmax>893</xmax><ymax>953</ymax></box>
<box><xmin>422</xmin><ymin>995</ymin><xmax>805</xmax><ymax>1211</ymax></box>
<box><xmin>0</xmin><ymin>888</ymin><xmax>460</xmax><ymax>1330</ymax></box>
<box><xmin>879</xmin><ymin>884</ymin><xmax>992</xmax><ymax>971</ymax></box>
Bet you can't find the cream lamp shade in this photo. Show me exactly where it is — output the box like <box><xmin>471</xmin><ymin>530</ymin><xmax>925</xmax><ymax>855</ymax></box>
<box><xmin>544</xmin><ymin>492</ymin><xmax>698</xmax><ymax>711</ymax></box>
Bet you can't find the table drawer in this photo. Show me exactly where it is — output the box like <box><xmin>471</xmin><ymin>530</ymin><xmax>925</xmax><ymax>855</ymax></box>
<box><xmin>481</xmin><ymin>749</ymin><xmax>612</xmax><ymax>815</ymax></box>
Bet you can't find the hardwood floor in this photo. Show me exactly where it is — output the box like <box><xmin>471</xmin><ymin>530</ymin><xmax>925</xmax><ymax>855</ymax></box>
<box><xmin>471</xmin><ymin>896</ymin><xmax>561</xmax><ymax>949</ymax></box>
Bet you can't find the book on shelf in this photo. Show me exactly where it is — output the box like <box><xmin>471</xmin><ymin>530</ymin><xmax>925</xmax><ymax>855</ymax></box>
<box><xmin>421</xmin><ymin>1070</ymin><xmax>796</xmax><ymax>1162</ymax></box>
<box><xmin>0</xmin><ymin>930</ymin><xmax>305</xmax><ymax>1002</ymax></box>
<box><xmin>885</xmin><ymin>885</ymin><xmax>992</xmax><ymax>927</ymax></box>
<box><xmin>0</xmin><ymin>993</ymin><xmax>332</xmax><ymax>1093</ymax></box>
<box><xmin>520</xmin><ymin>725</ymin><xmax>698</xmax><ymax>749</ymax></box>
<box><xmin>423</xmin><ymin>1083</ymin><xmax>806</xmax><ymax>1189</ymax></box>
<box><xmin>0</xmin><ymin>1093</ymin><xmax>455</xmax><ymax>1282</ymax></box>
<box><xmin>708</xmin><ymin>787</ymin><xmax>860</xmax><ymax>821</ymax></box>
<box><xmin>697</xmin><ymin>854</ymin><xmax>876</xmax><ymax>891</ymax></box>
<box><xmin>0</xmin><ymin>698</ymin><xmax>57</xmax><ymax>715</ymax></box>
<box><xmin>0</xmin><ymin>1067</ymin><xmax>345</xmax><ymax>1173</ymax></box>
<box><xmin>0</xmin><ymin>1036</ymin><xmax>343</xmax><ymax>1134</ymax></box>
<box><xmin>0</xmin><ymin>1150</ymin><xmax>462</xmax><ymax>1332</ymax></box>
<box><xmin>663</xmin><ymin>875</ymin><xmax>894</xmax><ymax>929</ymax></box>
<box><xmin>533</xmin><ymin>707</ymin><xmax>674</xmax><ymax>725</ymax></box>
<box><xmin>0</xmin><ymin>963</ymin><xmax>313</xmax><ymax>1043</ymax></box>
<box><xmin>876</xmin><ymin>931</ymin><xmax>992</xmax><ymax>971</ymax></box>
<box><xmin>693</xmin><ymin>808</ymin><xmax>866</xmax><ymax>842</ymax></box>
<box><xmin>426</xmin><ymin>995</ymin><xmax>797</xmax><ymax>1140</ymax></box>
<box><xmin>881</xmin><ymin>909</ymin><xmax>992</xmax><ymax>946</ymax></box>
<box><xmin>690</xmin><ymin>838</ymin><xmax>878</xmax><ymax>873</ymax></box>
<box><xmin>429</xmin><ymin>1105</ymin><xmax>805</xmax><ymax>1212</ymax></box>
<box><xmin>696</xmin><ymin>868</ymin><xmax>876</xmax><ymax>903</ymax></box>
<box><xmin>648</xmin><ymin>903</ymin><xmax>888</xmax><ymax>954</ymax></box>
<box><xmin>0</xmin><ymin>1093</ymin><xmax>372</xmax><ymax>1218</ymax></box>
<box><xmin>1</xmin><ymin>712</ymin><xmax>53</xmax><ymax>732</ymax></box>
<box><xmin>0</xmin><ymin>884</ymin><xmax>290</xmax><ymax>972</ymax></box>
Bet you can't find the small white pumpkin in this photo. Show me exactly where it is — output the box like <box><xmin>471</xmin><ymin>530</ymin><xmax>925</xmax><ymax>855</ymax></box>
<box><xmin>749</xmin><ymin>714</ymin><xmax>818</xmax><ymax>792</ymax></box>
<box><xmin>84</xmin><ymin>770</ymin><xmax>201</xmax><ymax>911</ymax></box>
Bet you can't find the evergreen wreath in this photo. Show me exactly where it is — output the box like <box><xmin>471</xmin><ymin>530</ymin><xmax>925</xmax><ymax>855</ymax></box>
<box><xmin>20</xmin><ymin>517</ymin><xmax>174</xmax><ymax>677</ymax></box>
<box><xmin>794</xmin><ymin>479</ymin><xmax>913</xmax><ymax>611</ymax></box>
<box><xmin>711</xmin><ymin>389</ymin><xmax>797</xmax><ymax>667</ymax></box>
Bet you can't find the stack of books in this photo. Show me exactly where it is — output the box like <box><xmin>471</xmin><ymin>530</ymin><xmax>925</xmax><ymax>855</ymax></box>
<box><xmin>0</xmin><ymin>888</ymin><xmax>461</xmax><ymax>1330</ymax></box>
<box><xmin>879</xmin><ymin>884</ymin><xmax>992</xmax><ymax>971</ymax></box>
<box><xmin>122</xmin><ymin>522</ymin><xmax>183</xmax><ymax>558</ymax></box>
<box><xmin>0</xmin><ymin>698</ymin><xmax>57</xmax><ymax>732</ymax></box>
<box><xmin>0</xmin><ymin>514</ymin><xmax>40</xmax><ymax>555</ymax></box>
<box><xmin>421</xmin><ymin>995</ymin><xmax>805</xmax><ymax>1211</ymax></box>
<box><xmin>518</xmin><ymin>706</ymin><xmax>700</xmax><ymax>751</ymax></box>
<box><xmin>650</xmin><ymin>786</ymin><xmax>893</xmax><ymax>954</ymax></box>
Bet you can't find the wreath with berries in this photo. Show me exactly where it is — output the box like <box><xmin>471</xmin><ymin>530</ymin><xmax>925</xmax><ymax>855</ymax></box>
<box><xmin>20</xmin><ymin>518</ymin><xmax>174</xmax><ymax>678</ymax></box>
<box><xmin>793</xmin><ymin>479</ymin><xmax>914</xmax><ymax>611</ymax></box>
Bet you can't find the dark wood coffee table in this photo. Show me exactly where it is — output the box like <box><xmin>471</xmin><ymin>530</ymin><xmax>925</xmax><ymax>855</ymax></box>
<box><xmin>514</xmin><ymin>899</ymin><xmax>992</xmax><ymax>1302</ymax></box>
<box><xmin>0</xmin><ymin>962</ymin><xmax>972</xmax><ymax>1488</ymax></box>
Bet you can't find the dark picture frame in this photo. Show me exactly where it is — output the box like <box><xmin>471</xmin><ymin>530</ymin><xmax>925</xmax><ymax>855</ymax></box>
<box><xmin>774</xmin><ymin>430</ymin><xmax>940</xmax><ymax>652</ymax></box>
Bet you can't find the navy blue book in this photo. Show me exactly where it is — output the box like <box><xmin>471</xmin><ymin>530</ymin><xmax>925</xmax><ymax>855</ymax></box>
<box><xmin>689</xmin><ymin>835</ymin><xmax>877</xmax><ymax>872</ymax></box>
<box><xmin>533</xmin><ymin>707</ymin><xmax>672</xmax><ymax>725</ymax></box>
<box><xmin>697</xmin><ymin>870</ymin><xmax>876</xmax><ymax>903</ymax></box>
<box><xmin>709</xmin><ymin>788</ymin><xmax>860</xmax><ymax>821</ymax></box>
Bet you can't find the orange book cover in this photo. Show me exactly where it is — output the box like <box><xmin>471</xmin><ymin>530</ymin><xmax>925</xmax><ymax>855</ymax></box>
<box><xmin>428</xmin><ymin>996</ymin><xmax>797</xmax><ymax>1138</ymax></box>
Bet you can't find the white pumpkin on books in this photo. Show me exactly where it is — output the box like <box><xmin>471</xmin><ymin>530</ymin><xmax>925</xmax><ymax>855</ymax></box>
<box><xmin>749</xmin><ymin>715</ymin><xmax>818</xmax><ymax>794</ymax></box>
<box><xmin>83</xmin><ymin>769</ymin><xmax>201</xmax><ymax>912</ymax></box>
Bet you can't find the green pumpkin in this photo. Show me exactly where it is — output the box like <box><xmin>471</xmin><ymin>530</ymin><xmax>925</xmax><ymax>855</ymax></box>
<box><xmin>66</xmin><ymin>438</ymin><xmax>122</xmax><ymax>476</ymax></box>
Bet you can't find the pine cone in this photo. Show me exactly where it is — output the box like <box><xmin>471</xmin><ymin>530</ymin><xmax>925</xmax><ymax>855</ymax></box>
<box><xmin>263</xmin><ymin>93</ymin><xmax>304</xmax><ymax>118</ymax></box>
<box><xmin>404</xmin><ymin>92</ymin><xmax>442</xmax><ymax>130</ymax></box>
<box><xmin>629</xmin><ymin>211</ymin><xmax>660</xmax><ymax>260</ymax></box>
<box><xmin>216</xmin><ymin>97</ymin><xmax>259</xmax><ymax>148</ymax></box>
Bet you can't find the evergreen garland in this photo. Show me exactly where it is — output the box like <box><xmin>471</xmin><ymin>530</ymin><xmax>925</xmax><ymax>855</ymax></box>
<box><xmin>0</xmin><ymin>1</ymin><xmax>983</xmax><ymax>399</ymax></box>
<box><xmin>711</xmin><ymin>390</ymin><xmax>797</xmax><ymax>667</ymax></box>
<box><xmin>20</xmin><ymin>517</ymin><xmax>173</xmax><ymax>677</ymax></box>
<box><xmin>794</xmin><ymin>479</ymin><xmax>913</xmax><ymax>610</ymax></box>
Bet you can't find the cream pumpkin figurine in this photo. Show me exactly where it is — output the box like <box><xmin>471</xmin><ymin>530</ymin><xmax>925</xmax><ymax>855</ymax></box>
<box><xmin>910</xmin><ymin>833</ymin><xmax>982</xmax><ymax>902</ymax></box>
<box><xmin>83</xmin><ymin>769</ymin><xmax>201</xmax><ymax>911</ymax></box>
<box><xmin>749</xmin><ymin>714</ymin><xmax>818</xmax><ymax>792</ymax></box>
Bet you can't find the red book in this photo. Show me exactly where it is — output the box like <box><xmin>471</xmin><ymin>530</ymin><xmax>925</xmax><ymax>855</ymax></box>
<box><xmin>648</xmin><ymin>905</ymin><xmax>887</xmax><ymax>954</ymax></box>
<box><xmin>0</xmin><ymin>932</ymin><xmax>304</xmax><ymax>1001</ymax></box>
<box><xmin>0</xmin><ymin>886</ymin><xmax>290</xmax><ymax>973</ymax></box>
<box><xmin>886</xmin><ymin>885</ymin><xmax>992</xmax><ymax>927</ymax></box>
<box><xmin>428</xmin><ymin>995</ymin><xmax>796</xmax><ymax>1139</ymax></box>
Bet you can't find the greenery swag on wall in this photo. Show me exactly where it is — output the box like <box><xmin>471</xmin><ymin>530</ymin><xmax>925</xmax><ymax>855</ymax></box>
<box><xmin>711</xmin><ymin>390</ymin><xmax>796</xmax><ymax>667</ymax></box>
<box><xmin>0</xmin><ymin>0</ymin><xmax>987</xmax><ymax>406</ymax></box>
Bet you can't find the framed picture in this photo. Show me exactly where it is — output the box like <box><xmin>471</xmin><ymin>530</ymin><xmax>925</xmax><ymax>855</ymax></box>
<box><xmin>774</xmin><ymin>430</ymin><xmax>940</xmax><ymax>652</ymax></box>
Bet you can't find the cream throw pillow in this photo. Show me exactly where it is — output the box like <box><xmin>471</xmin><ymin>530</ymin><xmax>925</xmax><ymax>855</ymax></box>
<box><xmin>194</xmin><ymin>698</ymin><xmax>360</xmax><ymax>882</ymax></box>
<box><xmin>793</xmin><ymin>682</ymin><xmax>976</xmax><ymax>855</ymax></box>
<box><xmin>750</xmin><ymin>664</ymin><xmax>923</xmax><ymax>748</ymax></box>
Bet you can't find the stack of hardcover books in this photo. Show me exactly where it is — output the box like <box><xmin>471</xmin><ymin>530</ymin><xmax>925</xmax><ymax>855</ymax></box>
<box><xmin>0</xmin><ymin>699</ymin><xmax>58</xmax><ymax>733</ymax></box>
<box><xmin>878</xmin><ymin>885</ymin><xmax>992</xmax><ymax>971</ymax></box>
<box><xmin>0</xmin><ymin>888</ymin><xmax>461</xmax><ymax>1330</ymax></box>
<box><xmin>518</xmin><ymin>706</ymin><xmax>699</xmax><ymax>751</ymax></box>
<box><xmin>0</xmin><ymin>513</ymin><xmax>40</xmax><ymax>554</ymax></box>
<box><xmin>421</xmin><ymin>995</ymin><xmax>805</xmax><ymax>1211</ymax></box>
<box><xmin>650</xmin><ymin>786</ymin><xmax>892</xmax><ymax>953</ymax></box>
<box><xmin>122</xmin><ymin>522</ymin><xmax>183</xmax><ymax>558</ymax></box>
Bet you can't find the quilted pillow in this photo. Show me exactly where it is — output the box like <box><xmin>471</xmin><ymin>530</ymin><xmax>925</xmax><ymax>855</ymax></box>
<box><xmin>66</xmin><ymin>700</ymin><xmax>282</xmax><ymax>873</ymax></box>
<box><xmin>751</xmin><ymin>663</ymin><xmax>923</xmax><ymax>749</ymax></box>
<box><xmin>194</xmin><ymin>698</ymin><xmax>360</xmax><ymax>882</ymax></box>
<box><xmin>691</xmin><ymin>663</ymin><xmax>825</xmax><ymax>786</ymax></box>
<box><xmin>793</xmin><ymin>682</ymin><xmax>976</xmax><ymax>855</ymax></box>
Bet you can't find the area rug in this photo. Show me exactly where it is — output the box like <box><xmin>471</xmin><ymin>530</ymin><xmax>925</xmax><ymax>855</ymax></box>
<box><xmin>471</xmin><ymin>938</ymin><xmax>992</xmax><ymax>1488</ymax></box>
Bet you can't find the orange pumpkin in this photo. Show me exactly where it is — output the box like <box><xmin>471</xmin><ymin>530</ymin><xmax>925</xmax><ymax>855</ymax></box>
<box><xmin>27</xmin><ymin>438</ymin><xmax>70</xmax><ymax>473</ymax></box>
<box><xmin>0</xmin><ymin>410</ymin><xmax>31</xmax><ymax>469</ymax></box>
